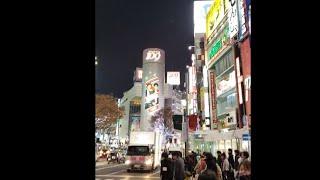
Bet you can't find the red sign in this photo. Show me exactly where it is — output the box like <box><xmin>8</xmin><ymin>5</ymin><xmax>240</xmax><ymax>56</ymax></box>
<box><xmin>210</xmin><ymin>72</ymin><xmax>217</xmax><ymax>124</ymax></box>
<box><xmin>210</xmin><ymin>72</ymin><xmax>215</xmax><ymax>108</ymax></box>
<box><xmin>188</xmin><ymin>115</ymin><xmax>198</xmax><ymax>131</ymax></box>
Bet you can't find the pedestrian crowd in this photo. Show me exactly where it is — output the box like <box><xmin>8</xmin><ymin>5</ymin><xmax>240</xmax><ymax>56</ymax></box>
<box><xmin>160</xmin><ymin>149</ymin><xmax>251</xmax><ymax>180</ymax></box>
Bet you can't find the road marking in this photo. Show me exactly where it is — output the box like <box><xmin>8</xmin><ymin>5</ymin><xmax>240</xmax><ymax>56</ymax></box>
<box><xmin>108</xmin><ymin>169</ymin><xmax>127</xmax><ymax>175</ymax></box>
<box><xmin>148</xmin><ymin>170</ymin><xmax>160</xmax><ymax>177</ymax></box>
<box><xmin>96</xmin><ymin>174</ymin><xmax>160</xmax><ymax>179</ymax></box>
<box><xmin>96</xmin><ymin>164</ymin><xmax>126</xmax><ymax>171</ymax></box>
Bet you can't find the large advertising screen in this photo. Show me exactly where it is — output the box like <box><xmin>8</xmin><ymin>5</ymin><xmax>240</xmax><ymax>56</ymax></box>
<box><xmin>167</xmin><ymin>71</ymin><xmax>180</xmax><ymax>85</ymax></box>
<box><xmin>144</xmin><ymin>77</ymin><xmax>160</xmax><ymax>112</ymax></box>
<box><xmin>194</xmin><ymin>1</ymin><xmax>213</xmax><ymax>34</ymax></box>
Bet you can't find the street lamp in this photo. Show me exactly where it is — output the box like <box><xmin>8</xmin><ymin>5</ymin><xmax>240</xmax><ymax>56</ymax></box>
<box><xmin>95</xmin><ymin>56</ymin><xmax>98</xmax><ymax>66</ymax></box>
<box><xmin>191</xmin><ymin>54</ymin><xmax>196</xmax><ymax>61</ymax></box>
<box><xmin>188</xmin><ymin>46</ymin><xmax>195</xmax><ymax>51</ymax></box>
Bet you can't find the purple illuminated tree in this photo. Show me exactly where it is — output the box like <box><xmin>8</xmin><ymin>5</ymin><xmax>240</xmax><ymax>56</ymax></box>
<box><xmin>150</xmin><ymin>107</ymin><xmax>174</xmax><ymax>140</ymax></box>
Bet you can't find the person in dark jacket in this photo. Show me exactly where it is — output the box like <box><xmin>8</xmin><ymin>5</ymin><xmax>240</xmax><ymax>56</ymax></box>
<box><xmin>217</xmin><ymin>151</ymin><xmax>223</xmax><ymax>169</ymax></box>
<box><xmin>199</xmin><ymin>152</ymin><xmax>218</xmax><ymax>180</ymax></box>
<box><xmin>234</xmin><ymin>150</ymin><xmax>240</xmax><ymax>171</ymax></box>
<box><xmin>228</xmin><ymin>149</ymin><xmax>235</xmax><ymax>169</ymax></box>
<box><xmin>160</xmin><ymin>152</ymin><xmax>173</xmax><ymax>180</ymax></box>
<box><xmin>185</xmin><ymin>155</ymin><xmax>194</xmax><ymax>172</ymax></box>
<box><xmin>172</xmin><ymin>151</ymin><xmax>185</xmax><ymax>180</ymax></box>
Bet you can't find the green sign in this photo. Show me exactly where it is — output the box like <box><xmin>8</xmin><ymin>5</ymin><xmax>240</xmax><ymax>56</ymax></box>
<box><xmin>208</xmin><ymin>39</ymin><xmax>222</xmax><ymax>60</ymax></box>
<box><xmin>207</xmin><ymin>26</ymin><xmax>229</xmax><ymax>61</ymax></box>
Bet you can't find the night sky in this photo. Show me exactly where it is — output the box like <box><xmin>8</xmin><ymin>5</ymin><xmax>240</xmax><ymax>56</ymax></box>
<box><xmin>96</xmin><ymin>0</ymin><xmax>195</xmax><ymax>98</ymax></box>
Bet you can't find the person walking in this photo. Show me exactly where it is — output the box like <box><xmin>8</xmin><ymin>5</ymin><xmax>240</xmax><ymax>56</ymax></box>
<box><xmin>234</xmin><ymin>150</ymin><xmax>240</xmax><ymax>169</ymax></box>
<box><xmin>198</xmin><ymin>152</ymin><xmax>218</xmax><ymax>180</ymax></box>
<box><xmin>234</xmin><ymin>150</ymin><xmax>240</xmax><ymax>179</ymax></box>
<box><xmin>160</xmin><ymin>152</ymin><xmax>173</xmax><ymax>180</ymax></box>
<box><xmin>228</xmin><ymin>149</ymin><xmax>235</xmax><ymax>170</ymax></box>
<box><xmin>194</xmin><ymin>152</ymin><xmax>207</xmax><ymax>174</ymax></box>
<box><xmin>238</xmin><ymin>159</ymin><xmax>250</xmax><ymax>180</ymax></box>
<box><xmin>222</xmin><ymin>152</ymin><xmax>235</xmax><ymax>180</ymax></box>
<box><xmin>217</xmin><ymin>151</ymin><xmax>223</xmax><ymax>169</ymax></box>
<box><xmin>213</xmin><ymin>156</ymin><xmax>223</xmax><ymax>180</ymax></box>
<box><xmin>238</xmin><ymin>151</ymin><xmax>249</xmax><ymax>165</ymax></box>
<box><xmin>172</xmin><ymin>151</ymin><xmax>185</xmax><ymax>180</ymax></box>
<box><xmin>228</xmin><ymin>149</ymin><xmax>235</xmax><ymax>180</ymax></box>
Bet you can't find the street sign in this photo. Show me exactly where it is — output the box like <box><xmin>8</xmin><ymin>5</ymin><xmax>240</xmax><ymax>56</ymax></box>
<box><xmin>242</xmin><ymin>133</ymin><xmax>250</xmax><ymax>141</ymax></box>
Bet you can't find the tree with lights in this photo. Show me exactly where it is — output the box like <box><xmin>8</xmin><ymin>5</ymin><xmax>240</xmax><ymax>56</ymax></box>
<box><xmin>95</xmin><ymin>94</ymin><xmax>123</xmax><ymax>141</ymax></box>
<box><xmin>150</xmin><ymin>107</ymin><xmax>174</xmax><ymax>142</ymax></box>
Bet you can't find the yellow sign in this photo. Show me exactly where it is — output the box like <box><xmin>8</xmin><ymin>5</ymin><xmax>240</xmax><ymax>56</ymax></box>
<box><xmin>206</xmin><ymin>0</ymin><xmax>229</xmax><ymax>39</ymax></box>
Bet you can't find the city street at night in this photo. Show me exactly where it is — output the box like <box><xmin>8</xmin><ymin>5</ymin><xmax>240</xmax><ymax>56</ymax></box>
<box><xmin>96</xmin><ymin>0</ymin><xmax>251</xmax><ymax>179</ymax></box>
<box><xmin>96</xmin><ymin>162</ymin><xmax>160</xmax><ymax>180</ymax></box>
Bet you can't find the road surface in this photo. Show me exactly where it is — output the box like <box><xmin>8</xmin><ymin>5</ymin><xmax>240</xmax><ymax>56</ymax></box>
<box><xmin>96</xmin><ymin>162</ymin><xmax>161</xmax><ymax>180</ymax></box>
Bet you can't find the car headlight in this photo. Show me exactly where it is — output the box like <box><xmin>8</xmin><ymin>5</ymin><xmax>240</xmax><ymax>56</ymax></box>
<box><xmin>125</xmin><ymin>160</ymin><xmax>131</xmax><ymax>165</ymax></box>
<box><xmin>145</xmin><ymin>159</ymin><xmax>152</xmax><ymax>165</ymax></box>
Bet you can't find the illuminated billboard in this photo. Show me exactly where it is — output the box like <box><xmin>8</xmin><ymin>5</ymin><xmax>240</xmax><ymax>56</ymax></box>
<box><xmin>141</xmin><ymin>48</ymin><xmax>165</xmax><ymax>131</ymax></box>
<box><xmin>216</xmin><ymin>70</ymin><xmax>236</xmax><ymax>97</ymax></box>
<box><xmin>167</xmin><ymin>71</ymin><xmax>180</xmax><ymax>85</ymax></box>
<box><xmin>133</xmin><ymin>68</ymin><xmax>143</xmax><ymax>82</ymax></box>
<box><xmin>188</xmin><ymin>66</ymin><xmax>197</xmax><ymax>93</ymax></box>
<box><xmin>144</xmin><ymin>77</ymin><xmax>160</xmax><ymax>112</ymax></box>
<box><xmin>238</xmin><ymin>0</ymin><xmax>247</xmax><ymax>40</ymax></box>
<box><xmin>194</xmin><ymin>1</ymin><xmax>213</xmax><ymax>34</ymax></box>
<box><xmin>206</xmin><ymin>0</ymin><xmax>230</xmax><ymax>39</ymax></box>
<box><xmin>228</xmin><ymin>0</ymin><xmax>239</xmax><ymax>38</ymax></box>
<box><xmin>143</xmin><ymin>48</ymin><xmax>164</xmax><ymax>63</ymax></box>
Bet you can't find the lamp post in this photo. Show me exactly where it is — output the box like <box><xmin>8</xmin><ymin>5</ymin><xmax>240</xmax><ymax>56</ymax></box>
<box><xmin>95</xmin><ymin>56</ymin><xmax>98</xmax><ymax>66</ymax></box>
<box><xmin>188</xmin><ymin>45</ymin><xmax>195</xmax><ymax>51</ymax></box>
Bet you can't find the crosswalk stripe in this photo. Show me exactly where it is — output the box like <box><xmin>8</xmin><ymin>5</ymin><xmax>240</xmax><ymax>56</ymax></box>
<box><xmin>96</xmin><ymin>164</ymin><xmax>126</xmax><ymax>171</ymax></box>
<box><xmin>96</xmin><ymin>174</ymin><xmax>160</xmax><ymax>179</ymax></box>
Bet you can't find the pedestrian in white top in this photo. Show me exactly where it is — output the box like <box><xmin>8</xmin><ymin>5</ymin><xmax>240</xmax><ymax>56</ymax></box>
<box><xmin>221</xmin><ymin>153</ymin><xmax>234</xmax><ymax>180</ymax></box>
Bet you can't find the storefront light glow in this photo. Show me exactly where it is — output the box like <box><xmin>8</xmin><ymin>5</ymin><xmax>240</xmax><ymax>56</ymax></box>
<box><xmin>204</xmin><ymin>93</ymin><xmax>210</xmax><ymax>117</ymax></box>
<box><xmin>194</xmin><ymin>1</ymin><xmax>213</xmax><ymax>34</ymax></box>
<box><xmin>203</xmin><ymin>66</ymin><xmax>208</xmax><ymax>87</ymax></box>
<box><xmin>236</xmin><ymin>57</ymin><xmax>243</xmax><ymax>104</ymax></box>
<box><xmin>188</xmin><ymin>67</ymin><xmax>193</xmax><ymax>92</ymax></box>
<box><xmin>244</xmin><ymin>76</ymin><xmax>251</xmax><ymax>102</ymax></box>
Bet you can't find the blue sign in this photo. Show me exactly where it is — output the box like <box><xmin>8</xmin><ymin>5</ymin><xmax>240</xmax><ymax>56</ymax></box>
<box><xmin>242</xmin><ymin>133</ymin><xmax>250</xmax><ymax>140</ymax></box>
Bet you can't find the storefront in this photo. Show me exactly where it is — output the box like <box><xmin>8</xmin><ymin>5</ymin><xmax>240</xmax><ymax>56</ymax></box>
<box><xmin>205</xmin><ymin>128</ymin><xmax>250</xmax><ymax>155</ymax></box>
<box><xmin>192</xmin><ymin>140</ymin><xmax>214</xmax><ymax>154</ymax></box>
<box><xmin>189</xmin><ymin>133</ymin><xmax>215</xmax><ymax>155</ymax></box>
<box><xmin>212</xmin><ymin>48</ymin><xmax>238</xmax><ymax>129</ymax></box>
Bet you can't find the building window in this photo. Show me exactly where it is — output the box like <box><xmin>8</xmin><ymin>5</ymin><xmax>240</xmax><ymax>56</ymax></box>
<box><xmin>217</xmin><ymin>92</ymin><xmax>237</xmax><ymax>117</ymax></box>
<box><xmin>129</xmin><ymin>102</ymin><xmax>141</xmax><ymax>114</ymax></box>
<box><xmin>214</xmin><ymin>50</ymin><xmax>234</xmax><ymax>77</ymax></box>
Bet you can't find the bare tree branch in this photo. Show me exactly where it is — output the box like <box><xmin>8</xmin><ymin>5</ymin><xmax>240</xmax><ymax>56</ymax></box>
<box><xmin>95</xmin><ymin>94</ymin><xmax>124</xmax><ymax>132</ymax></box>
